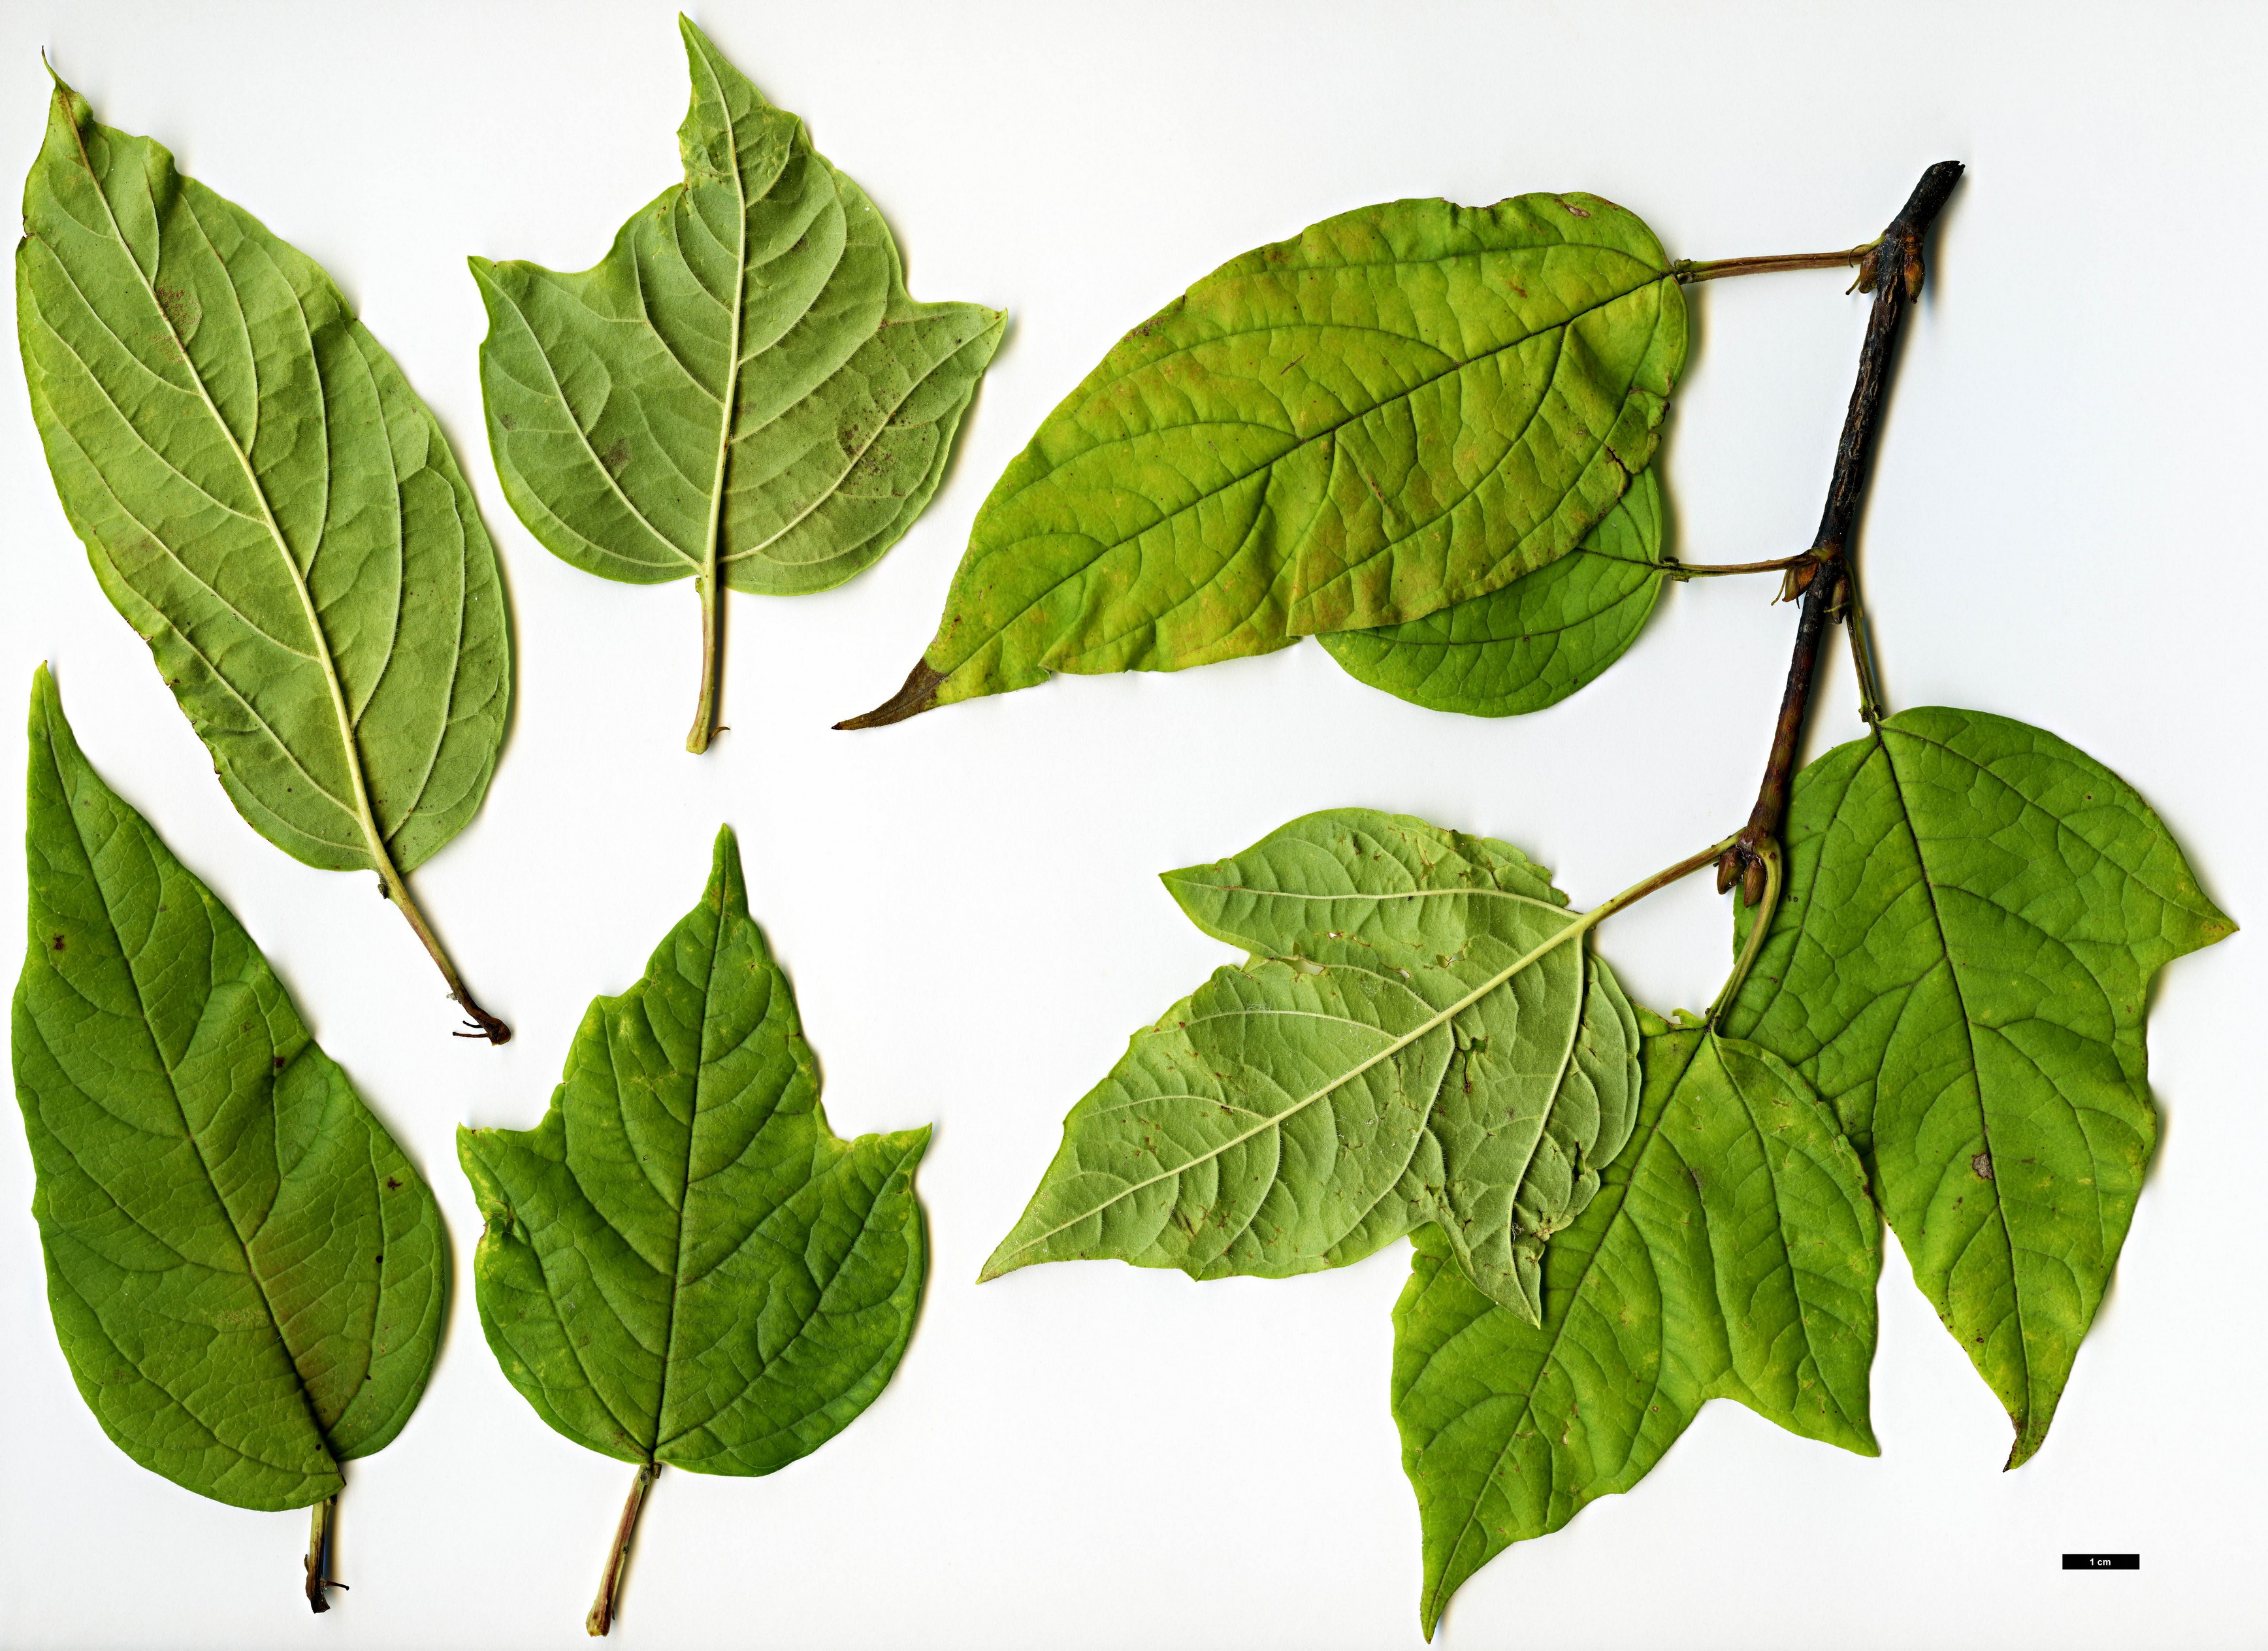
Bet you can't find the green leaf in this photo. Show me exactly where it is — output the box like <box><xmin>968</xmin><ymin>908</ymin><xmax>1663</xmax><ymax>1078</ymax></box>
<box><xmin>980</xmin><ymin>809</ymin><xmax>1640</xmax><ymax>1324</ymax></box>
<box><xmin>1318</xmin><ymin>466</ymin><xmax>1664</xmax><ymax>716</ymax></box>
<box><xmin>1394</xmin><ymin>1024</ymin><xmax>1879</xmax><ymax>1639</ymax></box>
<box><xmin>458</xmin><ymin>826</ymin><xmax>929</xmax><ymax>1479</ymax></box>
<box><xmin>473</xmin><ymin>16</ymin><xmax>1004</xmax><ymax>752</ymax></box>
<box><xmin>12</xmin><ymin>666</ymin><xmax>447</xmax><ymax>1513</ymax></box>
<box><xmin>844</xmin><ymin>192</ymin><xmax>1686</xmax><ymax>727</ymax></box>
<box><xmin>16</xmin><ymin>78</ymin><xmax>510</xmax><ymax>883</ymax></box>
<box><xmin>1724</xmin><ymin>707</ymin><xmax>2233</xmax><ymax>1467</ymax></box>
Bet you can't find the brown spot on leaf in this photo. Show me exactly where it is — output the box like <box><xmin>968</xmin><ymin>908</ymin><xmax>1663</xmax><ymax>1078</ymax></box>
<box><xmin>498</xmin><ymin>412</ymin><xmax>518</xmax><ymax>432</ymax></box>
<box><xmin>385</xmin><ymin>1177</ymin><xmax>402</xmax><ymax>1191</ymax></box>
<box><xmin>600</xmin><ymin>437</ymin><xmax>631</xmax><ymax>474</ymax></box>
<box><xmin>272</xmin><ymin>1055</ymin><xmax>287</xmax><ymax>1070</ymax></box>
<box><xmin>50</xmin><ymin>934</ymin><xmax>65</xmax><ymax>952</ymax></box>
<box><xmin>1971</xmin><ymin>1151</ymin><xmax>1993</xmax><ymax>1181</ymax></box>
<box><xmin>153</xmin><ymin>284</ymin><xmax>200</xmax><ymax>342</ymax></box>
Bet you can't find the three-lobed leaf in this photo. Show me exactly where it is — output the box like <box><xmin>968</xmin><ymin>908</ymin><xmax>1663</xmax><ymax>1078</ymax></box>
<box><xmin>1725</xmin><ymin>706</ymin><xmax>2232</xmax><ymax>1467</ymax></box>
<box><xmin>12</xmin><ymin>666</ymin><xmax>446</xmax><ymax>1512</ymax></box>
<box><xmin>1319</xmin><ymin>466</ymin><xmax>1666</xmax><ymax>716</ymax></box>
<box><xmin>474</xmin><ymin>17</ymin><xmax>1003</xmax><ymax>748</ymax></box>
<box><xmin>17</xmin><ymin>77</ymin><xmax>510</xmax><ymax>881</ymax></box>
<box><xmin>982</xmin><ymin>809</ymin><xmax>1640</xmax><ymax>1324</ymax></box>
<box><xmin>1393</xmin><ymin>1022</ymin><xmax>1879</xmax><ymax>1639</ymax></box>
<box><xmin>459</xmin><ymin>826</ymin><xmax>929</xmax><ymax>1477</ymax></box>
<box><xmin>846</xmin><ymin>193</ymin><xmax>1685</xmax><ymax>727</ymax></box>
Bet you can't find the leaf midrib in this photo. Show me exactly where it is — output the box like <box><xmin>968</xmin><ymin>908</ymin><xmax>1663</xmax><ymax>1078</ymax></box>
<box><xmin>689</xmin><ymin>39</ymin><xmax>753</xmax><ymax>604</ymax></box>
<box><xmin>59</xmin><ymin>99</ymin><xmax>397</xmax><ymax>885</ymax></box>
<box><xmin>979</xmin><ymin>272</ymin><xmax>1664</xmax><ymax>538</ymax></box>
<box><xmin>1174</xmin><ymin>881</ymin><xmax>1568</xmax><ymax>921</ymax></box>
<box><xmin>38</xmin><ymin>706</ymin><xmax>335</xmax><ymax>1479</ymax></box>
<box><xmin>646</xmin><ymin>882</ymin><xmax>735</xmax><ymax>1463</ymax></box>
<box><xmin>1872</xmin><ymin>727</ymin><xmax>2032</xmax><ymax>1420</ymax></box>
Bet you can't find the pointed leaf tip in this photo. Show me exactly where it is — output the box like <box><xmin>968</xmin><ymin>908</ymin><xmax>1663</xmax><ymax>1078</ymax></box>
<box><xmin>704</xmin><ymin>823</ymin><xmax>747</xmax><ymax>911</ymax></box>
<box><xmin>837</xmin><ymin>660</ymin><xmax>945</xmax><ymax>729</ymax></box>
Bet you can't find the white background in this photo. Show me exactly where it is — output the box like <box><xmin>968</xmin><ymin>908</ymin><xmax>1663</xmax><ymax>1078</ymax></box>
<box><xmin>1</xmin><ymin>3</ymin><xmax>2260</xmax><ymax>1646</ymax></box>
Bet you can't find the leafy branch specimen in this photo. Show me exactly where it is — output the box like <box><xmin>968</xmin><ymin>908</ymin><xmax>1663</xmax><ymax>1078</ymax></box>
<box><xmin>969</xmin><ymin>161</ymin><xmax>2230</xmax><ymax>1637</ymax></box>
<box><xmin>13</xmin><ymin>666</ymin><xmax>447</xmax><ymax>1612</ymax></box>
<box><xmin>16</xmin><ymin>74</ymin><xmax>514</xmax><ymax>1041</ymax></box>
<box><xmin>474</xmin><ymin>17</ymin><xmax>1003</xmax><ymax>754</ymax></box>
<box><xmin>459</xmin><ymin>827</ymin><xmax>929</xmax><ymax>1635</ymax></box>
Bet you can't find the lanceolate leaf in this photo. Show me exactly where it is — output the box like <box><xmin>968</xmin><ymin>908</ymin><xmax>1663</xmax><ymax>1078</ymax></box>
<box><xmin>981</xmin><ymin>809</ymin><xmax>1640</xmax><ymax>1324</ymax></box>
<box><xmin>473</xmin><ymin>17</ymin><xmax>1004</xmax><ymax>753</ymax></box>
<box><xmin>1725</xmin><ymin>707</ymin><xmax>2233</xmax><ymax>1467</ymax></box>
<box><xmin>1320</xmin><ymin>466</ymin><xmax>1665</xmax><ymax>717</ymax></box>
<box><xmin>17</xmin><ymin>75</ymin><xmax>513</xmax><ymax>1037</ymax></box>
<box><xmin>1394</xmin><ymin>1023</ymin><xmax>1879</xmax><ymax>1639</ymax></box>
<box><xmin>845</xmin><ymin>193</ymin><xmax>1686</xmax><ymax>727</ymax></box>
<box><xmin>459</xmin><ymin>827</ymin><xmax>928</xmax><ymax>1614</ymax></box>
<box><xmin>12</xmin><ymin>666</ymin><xmax>447</xmax><ymax>1512</ymax></box>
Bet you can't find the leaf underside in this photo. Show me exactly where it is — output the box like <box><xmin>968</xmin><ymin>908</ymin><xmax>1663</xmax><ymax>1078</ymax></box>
<box><xmin>459</xmin><ymin>826</ymin><xmax>928</xmax><ymax>1475</ymax></box>
<box><xmin>12</xmin><ymin>666</ymin><xmax>446</xmax><ymax>1512</ymax></box>
<box><xmin>1393</xmin><ymin>1024</ymin><xmax>1879</xmax><ymax>1639</ymax></box>
<box><xmin>472</xmin><ymin>18</ymin><xmax>1002</xmax><ymax>601</ymax></box>
<box><xmin>16</xmin><ymin>79</ymin><xmax>508</xmax><ymax>877</ymax></box>
<box><xmin>982</xmin><ymin>809</ymin><xmax>1640</xmax><ymax>1324</ymax></box>
<box><xmin>847</xmin><ymin>191</ymin><xmax>1685</xmax><ymax>726</ymax></box>
<box><xmin>1726</xmin><ymin>706</ymin><xmax>2232</xmax><ymax>1467</ymax></box>
<box><xmin>1319</xmin><ymin>466</ymin><xmax>1665</xmax><ymax>716</ymax></box>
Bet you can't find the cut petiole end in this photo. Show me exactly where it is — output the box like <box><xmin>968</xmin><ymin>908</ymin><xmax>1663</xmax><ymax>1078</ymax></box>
<box><xmin>587</xmin><ymin>1462</ymin><xmax>658</xmax><ymax>1637</ymax></box>
<box><xmin>453</xmin><ymin>994</ymin><xmax>513</xmax><ymax>1045</ymax></box>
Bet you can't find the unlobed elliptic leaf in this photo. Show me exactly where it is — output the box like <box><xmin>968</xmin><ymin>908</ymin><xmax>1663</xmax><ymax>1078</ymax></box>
<box><xmin>459</xmin><ymin>826</ymin><xmax>929</xmax><ymax>1475</ymax></box>
<box><xmin>17</xmin><ymin>77</ymin><xmax>509</xmax><ymax>879</ymax></box>
<box><xmin>12</xmin><ymin>666</ymin><xmax>447</xmax><ymax>1512</ymax></box>
<box><xmin>472</xmin><ymin>18</ymin><xmax>1003</xmax><ymax>726</ymax></box>
<box><xmin>1393</xmin><ymin>1023</ymin><xmax>1879</xmax><ymax>1639</ymax></box>
<box><xmin>845</xmin><ymin>193</ymin><xmax>1686</xmax><ymax>727</ymax></box>
<box><xmin>1319</xmin><ymin>466</ymin><xmax>1665</xmax><ymax>716</ymax></box>
<box><xmin>1725</xmin><ymin>706</ymin><xmax>2233</xmax><ymax>1467</ymax></box>
<box><xmin>980</xmin><ymin>809</ymin><xmax>1640</xmax><ymax>1324</ymax></box>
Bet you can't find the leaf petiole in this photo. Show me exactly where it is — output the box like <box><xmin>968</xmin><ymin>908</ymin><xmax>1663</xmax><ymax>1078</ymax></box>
<box><xmin>587</xmin><ymin>1462</ymin><xmax>657</xmax><ymax>1637</ymax></box>
<box><xmin>1655</xmin><ymin>551</ymin><xmax>1820</xmax><ymax>581</ymax></box>
<box><xmin>303</xmin><ymin>1494</ymin><xmax>344</xmax><ymax>1614</ymax></box>
<box><xmin>1672</xmin><ymin>242</ymin><xmax>1879</xmax><ymax>284</ymax></box>
<box><xmin>686</xmin><ymin>573</ymin><xmax>726</xmax><ymax>755</ymax></box>
<box><xmin>373</xmin><ymin>855</ymin><xmax>510</xmax><ymax>1043</ymax></box>
<box><xmin>1705</xmin><ymin>838</ymin><xmax>1781</xmax><ymax>1024</ymax></box>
